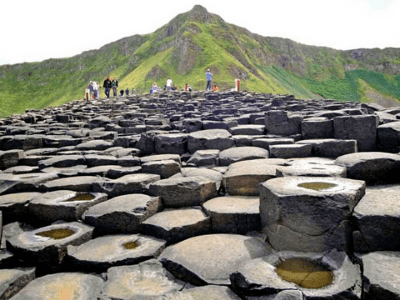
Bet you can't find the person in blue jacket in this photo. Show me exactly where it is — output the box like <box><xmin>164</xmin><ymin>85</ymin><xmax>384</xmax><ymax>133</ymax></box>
<box><xmin>205</xmin><ymin>69</ymin><xmax>213</xmax><ymax>91</ymax></box>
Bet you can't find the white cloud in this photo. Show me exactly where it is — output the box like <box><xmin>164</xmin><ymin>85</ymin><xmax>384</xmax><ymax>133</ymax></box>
<box><xmin>0</xmin><ymin>0</ymin><xmax>398</xmax><ymax>65</ymax></box>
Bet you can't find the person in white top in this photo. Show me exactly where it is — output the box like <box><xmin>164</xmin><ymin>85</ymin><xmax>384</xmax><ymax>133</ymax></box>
<box><xmin>92</xmin><ymin>81</ymin><xmax>99</xmax><ymax>99</ymax></box>
<box><xmin>166</xmin><ymin>78</ymin><xmax>173</xmax><ymax>91</ymax></box>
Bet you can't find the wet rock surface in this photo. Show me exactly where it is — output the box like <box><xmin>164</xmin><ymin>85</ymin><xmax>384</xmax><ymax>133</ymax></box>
<box><xmin>0</xmin><ymin>91</ymin><xmax>399</xmax><ymax>299</ymax></box>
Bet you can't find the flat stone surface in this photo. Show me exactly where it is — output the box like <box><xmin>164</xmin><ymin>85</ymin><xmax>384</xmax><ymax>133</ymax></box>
<box><xmin>276</xmin><ymin>162</ymin><xmax>347</xmax><ymax>178</ymax></box>
<box><xmin>0</xmin><ymin>268</ymin><xmax>35</xmax><ymax>300</ymax></box>
<box><xmin>362</xmin><ymin>252</ymin><xmax>400</xmax><ymax>300</ymax></box>
<box><xmin>202</xmin><ymin>196</ymin><xmax>260</xmax><ymax>234</ymax></box>
<box><xmin>148</xmin><ymin>176</ymin><xmax>217</xmax><ymax>208</ymax></box>
<box><xmin>142</xmin><ymin>207</ymin><xmax>210</xmax><ymax>244</ymax></box>
<box><xmin>92</xmin><ymin>174</ymin><xmax>160</xmax><ymax>197</ymax></box>
<box><xmin>67</xmin><ymin>234</ymin><xmax>166</xmax><ymax>272</ymax></box>
<box><xmin>102</xmin><ymin>259</ymin><xmax>185</xmax><ymax>300</ymax></box>
<box><xmin>0</xmin><ymin>173</ymin><xmax>58</xmax><ymax>195</ymax></box>
<box><xmin>222</xmin><ymin>159</ymin><xmax>285</xmax><ymax>196</ymax></box>
<box><xmin>335</xmin><ymin>152</ymin><xmax>400</xmax><ymax>185</ymax></box>
<box><xmin>37</xmin><ymin>155</ymin><xmax>86</xmax><ymax>169</ymax></box>
<box><xmin>219</xmin><ymin>147</ymin><xmax>269</xmax><ymax>166</ymax></box>
<box><xmin>353</xmin><ymin>185</ymin><xmax>400</xmax><ymax>252</ymax></box>
<box><xmin>159</xmin><ymin>234</ymin><xmax>271</xmax><ymax>285</ymax></box>
<box><xmin>260</xmin><ymin>176</ymin><xmax>365</xmax><ymax>252</ymax></box>
<box><xmin>155</xmin><ymin>285</ymin><xmax>241</xmax><ymax>300</ymax></box>
<box><xmin>140</xmin><ymin>154</ymin><xmax>182</xmax><ymax>164</ymax></box>
<box><xmin>7</xmin><ymin>222</ymin><xmax>94</xmax><ymax>265</ymax></box>
<box><xmin>83</xmin><ymin>194</ymin><xmax>161</xmax><ymax>235</ymax></box>
<box><xmin>29</xmin><ymin>190</ymin><xmax>108</xmax><ymax>224</ymax></box>
<box><xmin>230</xmin><ymin>125</ymin><xmax>265</xmax><ymax>135</ymax></box>
<box><xmin>9</xmin><ymin>272</ymin><xmax>104</xmax><ymax>300</ymax></box>
<box><xmin>40</xmin><ymin>176</ymin><xmax>103</xmax><ymax>192</ymax></box>
<box><xmin>180</xmin><ymin>168</ymin><xmax>223</xmax><ymax>190</ymax></box>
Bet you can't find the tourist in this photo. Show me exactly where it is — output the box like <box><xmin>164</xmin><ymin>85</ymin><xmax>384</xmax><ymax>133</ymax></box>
<box><xmin>125</xmin><ymin>88</ymin><xmax>130</xmax><ymax>96</ymax></box>
<box><xmin>213</xmin><ymin>85</ymin><xmax>219</xmax><ymax>92</ymax></box>
<box><xmin>120</xmin><ymin>89</ymin><xmax>124</xmax><ymax>96</ymax></box>
<box><xmin>166</xmin><ymin>78</ymin><xmax>173</xmax><ymax>91</ymax></box>
<box><xmin>132</xmin><ymin>88</ymin><xmax>135</xmax><ymax>94</ymax></box>
<box><xmin>92</xmin><ymin>81</ymin><xmax>99</xmax><ymax>99</ymax></box>
<box><xmin>151</xmin><ymin>82</ymin><xmax>159</xmax><ymax>93</ymax></box>
<box><xmin>112</xmin><ymin>77</ymin><xmax>118</xmax><ymax>97</ymax></box>
<box><xmin>171</xmin><ymin>85</ymin><xmax>177</xmax><ymax>91</ymax></box>
<box><xmin>103</xmin><ymin>76</ymin><xmax>112</xmax><ymax>99</ymax></box>
<box><xmin>187</xmin><ymin>84</ymin><xmax>192</xmax><ymax>92</ymax></box>
<box><xmin>205</xmin><ymin>69</ymin><xmax>213</xmax><ymax>91</ymax></box>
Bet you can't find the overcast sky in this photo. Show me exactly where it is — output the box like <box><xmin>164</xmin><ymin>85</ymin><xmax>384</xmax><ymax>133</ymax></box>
<box><xmin>1</xmin><ymin>0</ymin><xmax>398</xmax><ymax>66</ymax></box>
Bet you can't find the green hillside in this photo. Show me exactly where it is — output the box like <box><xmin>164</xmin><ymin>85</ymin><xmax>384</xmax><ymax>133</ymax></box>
<box><xmin>1</xmin><ymin>5</ymin><xmax>400</xmax><ymax>117</ymax></box>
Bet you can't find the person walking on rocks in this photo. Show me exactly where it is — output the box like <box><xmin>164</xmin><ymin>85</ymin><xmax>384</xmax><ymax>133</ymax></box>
<box><xmin>205</xmin><ymin>69</ymin><xmax>213</xmax><ymax>91</ymax></box>
<box><xmin>112</xmin><ymin>77</ymin><xmax>118</xmax><ymax>97</ymax></box>
<box><xmin>103</xmin><ymin>76</ymin><xmax>112</xmax><ymax>99</ymax></box>
<box><xmin>166</xmin><ymin>78</ymin><xmax>172</xmax><ymax>91</ymax></box>
<box><xmin>92</xmin><ymin>81</ymin><xmax>99</xmax><ymax>99</ymax></box>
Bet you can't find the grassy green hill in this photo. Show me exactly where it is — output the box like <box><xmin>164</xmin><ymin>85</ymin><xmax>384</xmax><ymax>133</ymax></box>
<box><xmin>1</xmin><ymin>5</ymin><xmax>400</xmax><ymax>117</ymax></box>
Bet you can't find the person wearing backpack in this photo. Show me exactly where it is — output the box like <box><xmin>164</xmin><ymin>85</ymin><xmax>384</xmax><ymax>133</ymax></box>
<box><xmin>112</xmin><ymin>77</ymin><xmax>118</xmax><ymax>97</ymax></box>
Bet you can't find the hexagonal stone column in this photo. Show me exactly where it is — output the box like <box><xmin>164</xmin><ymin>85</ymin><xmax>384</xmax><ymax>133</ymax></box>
<box><xmin>260</xmin><ymin>177</ymin><xmax>365</xmax><ymax>252</ymax></box>
<box><xmin>141</xmin><ymin>207</ymin><xmax>210</xmax><ymax>244</ymax></box>
<box><xmin>377</xmin><ymin>121</ymin><xmax>400</xmax><ymax>153</ymax></box>
<box><xmin>0</xmin><ymin>192</ymin><xmax>41</xmax><ymax>224</ymax></box>
<box><xmin>335</xmin><ymin>152</ymin><xmax>400</xmax><ymax>185</ymax></box>
<box><xmin>29</xmin><ymin>191</ymin><xmax>108</xmax><ymax>225</ymax></box>
<box><xmin>148</xmin><ymin>176</ymin><xmax>217</xmax><ymax>208</ymax></box>
<box><xmin>141</xmin><ymin>159</ymin><xmax>181</xmax><ymax>179</ymax></box>
<box><xmin>230</xmin><ymin>250</ymin><xmax>361</xmax><ymax>299</ymax></box>
<box><xmin>9</xmin><ymin>273</ymin><xmax>104</xmax><ymax>300</ymax></box>
<box><xmin>222</xmin><ymin>159</ymin><xmax>285</xmax><ymax>196</ymax></box>
<box><xmin>187</xmin><ymin>129</ymin><xmax>234</xmax><ymax>153</ymax></box>
<box><xmin>296</xmin><ymin>139</ymin><xmax>357</xmax><ymax>158</ymax></box>
<box><xmin>6</xmin><ymin>222</ymin><xmax>93</xmax><ymax>265</ymax></box>
<box><xmin>159</xmin><ymin>234</ymin><xmax>271</xmax><ymax>285</ymax></box>
<box><xmin>353</xmin><ymin>185</ymin><xmax>400</xmax><ymax>252</ymax></box>
<box><xmin>269</xmin><ymin>144</ymin><xmax>312</xmax><ymax>159</ymax></box>
<box><xmin>102</xmin><ymin>259</ymin><xmax>185</xmax><ymax>299</ymax></box>
<box><xmin>202</xmin><ymin>196</ymin><xmax>260</xmax><ymax>234</ymax></box>
<box><xmin>67</xmin><ymin>234</ymin><xmax>166</xmax><ymax>272</ymax></box>
<box><xmin>83</xmin><ymin>194</ymin><xmax>161</xmax><ymax>235</ymax></box>
<box><xmin>333</xmin><ymin>115</ymin><xmax>378</xmax><ymax>151</ymax></box>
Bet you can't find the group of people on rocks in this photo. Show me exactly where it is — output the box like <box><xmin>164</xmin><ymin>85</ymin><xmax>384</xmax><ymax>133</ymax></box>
<box><xmin>88</xmin><ymin>68</ymin><xmax>222</xmax><ymax>100</ymax></box>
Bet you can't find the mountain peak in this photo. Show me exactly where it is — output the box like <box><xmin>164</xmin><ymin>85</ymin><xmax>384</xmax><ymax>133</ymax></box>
<box><xmin>188</xmin><ymin>5</ymin><xmax>213</xmax><ymax>23</ymax></box>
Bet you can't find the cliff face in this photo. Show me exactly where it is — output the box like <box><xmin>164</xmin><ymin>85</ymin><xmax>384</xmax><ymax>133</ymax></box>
<box><xmin>0</xmin><ymin>5</ymin><xmax>399</xmax><ymax>117</ymax></box>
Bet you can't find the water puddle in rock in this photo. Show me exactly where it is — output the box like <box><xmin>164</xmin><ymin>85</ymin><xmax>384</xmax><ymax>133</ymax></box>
<box><xmin>276</xmin><ymin>258</ymin><xmax>333</xmax><ymax>289</ymax></box>
<box><xmin>123</xmin><ymin>241</ymin><xmax>140</xmax><ymax>249</ymax></box>
<box><xmin>36</xmin><ymin>228</ymin><xmax>75</xmax><ymax>240</ymax></box>
<box><xmin>298</xmin><ymin>182</ymin><xmax>337</xmax><ymax>191</ymax></box>
<box><xmin>63</xmin><ymin>193</ymin><xmax>95</xmax><ymax>202</ymax></box>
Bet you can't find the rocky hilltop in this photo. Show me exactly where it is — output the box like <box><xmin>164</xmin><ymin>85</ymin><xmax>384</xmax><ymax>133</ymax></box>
<box><xmin>1</xmin><ymin>5</ymin><xmax>400</xmax><ymax>117</ymax></box>
<box><xmin>1</xmin><ymin>90</ymin><xmax>400</xmax><ymax>298</ymax></box>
